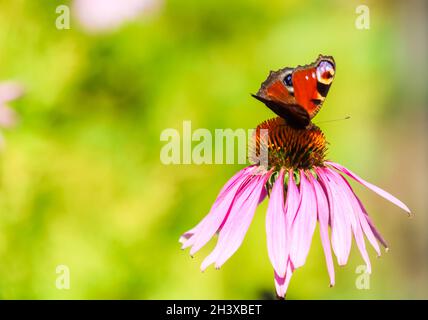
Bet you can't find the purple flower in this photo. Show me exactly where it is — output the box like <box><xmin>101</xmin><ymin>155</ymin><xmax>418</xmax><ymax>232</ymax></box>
<box><xmin>73</xmin><ymin>0</ymin><xmax>161</xmax><ymax>33</ymax></box>
<box><xmin>180</xmin><ymin>117</ymin><xmax>410</xmax><ymax>298</ymax></box>
<box><xmin>0</xmin><ymin>82</ymin><xmax>23</xmax><ymax>148</ymax></box>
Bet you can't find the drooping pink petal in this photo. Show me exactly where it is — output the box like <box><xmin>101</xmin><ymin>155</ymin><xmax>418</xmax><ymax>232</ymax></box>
<box><xmin>317</xmin><ymin>168</ymin><xmax>352</xmax><ymax>266</ymax></box>
<box><xmin>285</xmin><ymin>170</ymin><xmax>300</xmax><ymax>225</ymax></box>
<box><xmin>356</xmin><ymin>208</ymin><xmax>382</xmax><ymax>256</ymax></box>
<box><xmin>310</xmin><ymin>174</ymin><xmax>335</xmax><ymax>286</ymax></box>
<box><xmin>326</xmin><ymin>168</ymin><xmax>371</xmax><ymax>273</ymax></box>
<box><xmin>179</xmin><ymin>227</ymin><xmax>196</xmax><ymax>245</ymax></box>
<box><xmin>266</xmin><ymin>169</ymin><xmax>288</xmax><ymax>277</ymax></box>
<box><xmin>180</xmin><ymin>166</ymin><xmax>255</xmax><ymax>252</ymax></box>
<box><xmin>356</xmin><ymin>196</ymin><xmax>389</xmax><ymax>249</ymax></box>
<box><xmin>289</xmin><ymin>170</ymin><xmax>317</xmax><ymax>269</ymax></box>
<box><xmin>201</xmin><ymin>171</ymin><xmax>271</xmax><ymax>271</ymax></box>
<box><xmin>337</xmin><ymin>174</ymin><xmax>382</xmax><ymax>256</ymax></box>
<box><xmin>218</xmin><ymin>168</ymin><xmax>268</xmax><ymax>232</ymax></box>
<box><xmin>326</xmin><ymin>161</ymin><xmax>411</xmax><ymax>214</ymax></box>
<box><xmin>274</xmin><ymin>260</ymin><xmax>293</xmax><ymax>298</ymax></box>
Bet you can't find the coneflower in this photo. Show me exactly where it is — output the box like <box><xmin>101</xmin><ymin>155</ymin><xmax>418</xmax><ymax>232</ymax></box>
<box><xmin>179</xmin><ymin>56</ymin><xmax>410</xmax><ymax>298</ymax></box>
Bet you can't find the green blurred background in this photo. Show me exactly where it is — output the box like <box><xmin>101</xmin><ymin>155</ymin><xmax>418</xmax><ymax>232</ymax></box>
<box><xmin>0</xmin><ymin>0</ymin><xmax>426</xmax><ymax>299</ymax></box>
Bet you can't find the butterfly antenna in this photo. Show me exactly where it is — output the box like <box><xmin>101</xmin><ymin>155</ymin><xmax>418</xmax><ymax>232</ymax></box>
<box><xmin>315</xmin><ymin>116</ymin><xmax>351</xmax><ymax>125</ymax></box>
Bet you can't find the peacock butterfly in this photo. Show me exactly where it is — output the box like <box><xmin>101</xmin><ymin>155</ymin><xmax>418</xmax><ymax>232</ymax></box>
<box><xmin>252</xmin><ymin>55</ymin><xmax>335</xmax><ymax>128</ymax></box>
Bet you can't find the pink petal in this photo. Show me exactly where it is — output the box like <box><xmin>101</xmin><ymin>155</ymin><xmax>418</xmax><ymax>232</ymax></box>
<box><xmin>266</xmin><ymin>169</ymin><xmax>288</xmax><ymax>277</ymax></box>
<box><xmin>326</xmin><ymin>168</ymin><xmax>371</xmax><ymax>273</ymax></box>
<box><xmin>274</xmin><ymin>260</ymin><xmax>293</xmax><ymax>298</ymax></box>
<box><xmin>180</xmin><ymin>166</ymin><xmax>255</xmax><ymax>252</ymax></box>
<box><xmin>310</xmin><ymin>174</ymin><xmax>335</xmax><ymax>286</ymax></box>
<box><xmin>317</xmin><ymin>168</ymin><xmax>352</xmax><ymax>266</ymax></box>
<box><xmin>285</xmin><ymin>170</ymin><xmax>300</xmax><ymax>225</ymax></box>
<box><xmin>289</xmin><ymin>170</ymin><xmax>317</xmax><ymax>269</ymax></box>
<box><xmin>218</xmin><ymin>167</ymin><xmax>268</xmax><ymax>232</ymax></box>
<box><xmin>356</xmin><ymin>196</ymin><xmax>389</xmax><ymax>249</ymax></box>
<box><xmin>201</xmin><ymin>171</ymin><xmax>271</xmax><ymax>271</ymax></box>
<box><xmin>337</xmin><ymin>174</ymin><xmax>382</xmax><ymax>256</ymax></box>
<box><xmin>326</xmin><ymin>161</ymin><xmax>411</xmax><ymax>214</ymax></box>
<box><xmin>179</xmin><ymin>227</ymin><xmax>196</xmax><ymax>245</ymax></box>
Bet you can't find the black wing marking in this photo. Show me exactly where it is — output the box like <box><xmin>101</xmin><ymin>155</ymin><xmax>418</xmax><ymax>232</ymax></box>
<box><xmin>251</xmin><ymin>94</ymin><xmax>310</xmax><ymax>128</ymax></box>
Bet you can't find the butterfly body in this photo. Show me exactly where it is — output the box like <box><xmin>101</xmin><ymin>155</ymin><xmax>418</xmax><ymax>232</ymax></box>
<box><xmin>253</xmin><ymin>55</ymin><xmax>335</xmax><ymax>128</ymax></box>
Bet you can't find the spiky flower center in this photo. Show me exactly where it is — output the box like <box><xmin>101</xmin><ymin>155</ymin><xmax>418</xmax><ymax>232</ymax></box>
<box><xmin>249</xmin><ymin>117</ymin><xmax>327</xmax><ymax>171</ymax></box>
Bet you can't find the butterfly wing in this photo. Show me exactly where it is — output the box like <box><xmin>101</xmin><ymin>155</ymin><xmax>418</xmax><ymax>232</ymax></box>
<box><xmin>292</xmin><ymin>56</ymin><xmax>335</xmax><ymax>119</ymax></box>
<box><xmin>253</xmin><ymin>55</ymin><xmax>335</xmax><ymax>127</ymax></box>
<box><xmin>251</xmin><ymin>94</ymin><xmax>310</xmax><ymax>128</ymax></box>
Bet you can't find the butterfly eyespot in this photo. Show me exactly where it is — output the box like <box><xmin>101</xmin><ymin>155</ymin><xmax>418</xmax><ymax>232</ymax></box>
<box><xmin>282</xmin><ymin>72</ymin><xmax>294</xmax><ymax>94</ymax></box>
<box><xmin>283</xmin><ymin>73</ymin><xmax>293</xmax><ymax>87</ymax></box>
<box><xmin>316</xmin><ymin>60</ymin><xmax>335</xmax><ymax>84</ymax></box>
